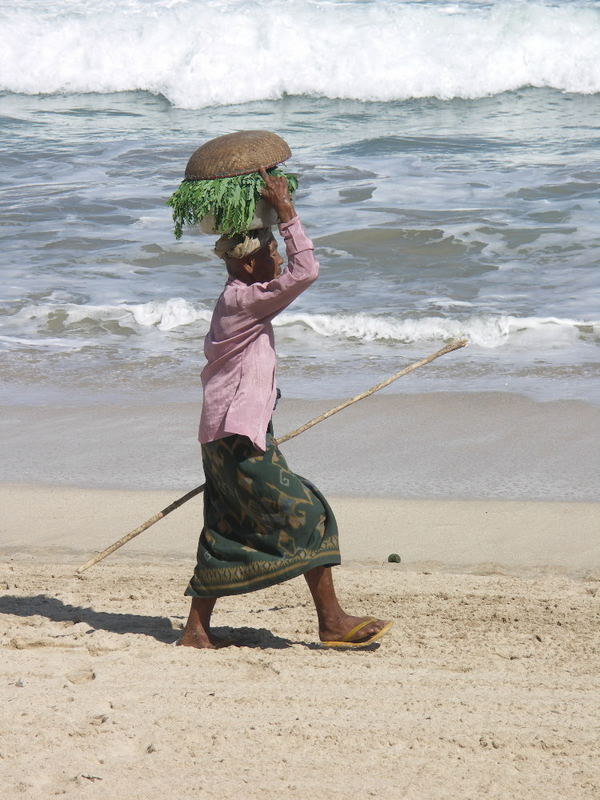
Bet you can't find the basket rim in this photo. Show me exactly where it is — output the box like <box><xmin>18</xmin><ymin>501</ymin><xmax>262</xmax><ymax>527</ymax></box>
<box><xmin>183</xmin><ymin>161</ymin><xmax>286</xmax><ymax>182</ymax></box>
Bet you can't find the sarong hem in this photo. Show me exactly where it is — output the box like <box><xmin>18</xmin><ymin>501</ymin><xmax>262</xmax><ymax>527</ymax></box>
<box><xmin>184</xmin><ymin>548</ymin><xmax>341</xmax><ymax>598</ymax></box>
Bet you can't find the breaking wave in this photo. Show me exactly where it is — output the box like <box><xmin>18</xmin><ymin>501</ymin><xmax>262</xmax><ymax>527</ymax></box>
<box><xmin>1</xmin><ymin>0</ymin><xmax>600</xmax><ymax>107</ymax></box>
<box><xmin>1</xmin><ymin>299</ymin><xmax>597</xmax><ymax>351</ymax></box>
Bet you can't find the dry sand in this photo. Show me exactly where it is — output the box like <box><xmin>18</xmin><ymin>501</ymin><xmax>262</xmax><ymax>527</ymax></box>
<box><xmin>2</xmin><ymin>561</ymin><xmax>599</xmax><ymax>800</ymax></box>
<box><xmin>2</xmin><ymin>485</ymin><xmax>599</xmax><ymax>799</ymax></box>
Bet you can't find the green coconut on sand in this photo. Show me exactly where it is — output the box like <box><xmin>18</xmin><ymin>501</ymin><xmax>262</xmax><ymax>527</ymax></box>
<box><xmin>168</xmin><ymin>168</ymin><xmax>298</xmax><ymax>238</ymax></box>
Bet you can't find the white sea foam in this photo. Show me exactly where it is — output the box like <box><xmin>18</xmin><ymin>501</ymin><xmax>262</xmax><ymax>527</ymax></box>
<box><xmin>3</xmin><ymin>300</ymin><xmax>598</xmax><ymax>351</ymax></box>
<box><xmin>1</xmin><ymin>1</ymin><xmax>600</xmax><ymax>106</ymax></box>
<box><xmin>125</xmin><ymin>299</ymin><xmax>212</xmax><ymax>330</ymax></box>
<box><xmin>0</xmin><ymin>333</ymin><xmax>91</xmax><ymax>350</ymax></box>
<box><xmin>6</xmin><ymin>299</ymin><xmax>212</xmax><ymax>336</ymax></box>
<box><xmin>277</xmin><ymin>312</ymin><xmax>600</xmax><ymax>348</ymax></box>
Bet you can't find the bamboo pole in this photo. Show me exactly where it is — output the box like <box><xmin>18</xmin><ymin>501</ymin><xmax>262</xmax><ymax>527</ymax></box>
<box><xmin>274</xmin><ymin>339</ymin><xmax>467</xmax><ymax>446</ymax></box>
<box><xmin>75</xmin><ymin>484</ymin><xmax>206</xmax><ymax>575</ymax></box>
<box><xmin>75</xmin><ymin>338</ymin><xmax>467</xmax><ymax>574</ymax></box>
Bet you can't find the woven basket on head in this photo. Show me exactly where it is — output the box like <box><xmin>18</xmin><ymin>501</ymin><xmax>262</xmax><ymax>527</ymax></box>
<box><xmin>185</xmin><ymin>130</ymin><xmax>292</xmax><ymax>181</ymax></box>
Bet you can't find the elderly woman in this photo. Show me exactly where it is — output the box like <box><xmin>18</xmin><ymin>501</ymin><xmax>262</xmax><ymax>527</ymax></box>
<box><xmin>180</xmin><ymin>169</ymin><xmax>392</xmax><ymax>649</ymax></box>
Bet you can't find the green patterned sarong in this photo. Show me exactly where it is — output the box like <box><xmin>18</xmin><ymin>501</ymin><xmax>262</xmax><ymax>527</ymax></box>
<box><xmin>185</xmin><ymin>427</ymin><xmax>341</xmax><ymax>597</ymax></box>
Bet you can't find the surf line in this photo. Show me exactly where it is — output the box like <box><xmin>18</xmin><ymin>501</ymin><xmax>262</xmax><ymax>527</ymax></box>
<box><xmin>75</xmin><ymin>339</ymin><xmax>467</xmax><ymax>574</ymax></box>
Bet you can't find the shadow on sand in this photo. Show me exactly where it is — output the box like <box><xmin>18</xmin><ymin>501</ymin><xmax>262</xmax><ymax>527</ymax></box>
<box><xmin>0</xmin><ymin>594</ymin><xmax>293</xmax><ymax>649</ymax></box>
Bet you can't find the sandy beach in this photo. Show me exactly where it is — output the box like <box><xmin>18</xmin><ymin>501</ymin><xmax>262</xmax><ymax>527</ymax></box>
<box><xmin>2</xmin><ymin>477</ymin><xmax>599</xmax><ymax>799</ymax></box>
<box><xmin>1</xmin><ymin>391</ymin><xmax>599</xmax><ymax>799</ymax></box>
<box><xmin>2</xmin><ymin>555</ymin><xmax>599</xmax><ymax>799</ymax></box>
<box><xmin>3</xmin><ymin>0</ymin><xmax>600</xmax><ymax>792</ymax></box>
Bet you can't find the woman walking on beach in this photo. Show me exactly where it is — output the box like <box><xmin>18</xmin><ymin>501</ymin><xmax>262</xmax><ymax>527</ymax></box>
<box><xmin>180</xmin><ymin>169</ymin><xmax>392</xmax><ymax>649</ymax></box>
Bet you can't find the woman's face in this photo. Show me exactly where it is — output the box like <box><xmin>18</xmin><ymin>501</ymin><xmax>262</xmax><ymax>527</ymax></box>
<box><xmin>251</xmin><ymin>238</ymin><xmax>283</xmax><ymax>282</ymax></box>
<box><xmin>227</xmin><ymin>237</ymin><xmax>283</xmax><ymax>284</ymax></box>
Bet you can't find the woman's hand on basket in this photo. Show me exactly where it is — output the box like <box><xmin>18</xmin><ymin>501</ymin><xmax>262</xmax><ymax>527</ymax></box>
<box><xmin>259</xmin><ymin>167</ymin><xmax>296</xmax><ymax>223</ymax></box>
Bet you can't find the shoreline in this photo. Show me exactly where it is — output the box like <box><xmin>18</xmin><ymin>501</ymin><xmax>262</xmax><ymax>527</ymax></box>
<box><xmin>1</xmin><ymin>390</ymin><xmax>599</xmax><ymax>501</ymax></box>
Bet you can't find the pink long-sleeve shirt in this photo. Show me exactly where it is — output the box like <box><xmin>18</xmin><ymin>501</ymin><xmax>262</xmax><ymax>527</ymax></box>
<box><xmin>199</xmin><ymin>215</ymin><xmax>319</xmax><ymax>452</ymax></box>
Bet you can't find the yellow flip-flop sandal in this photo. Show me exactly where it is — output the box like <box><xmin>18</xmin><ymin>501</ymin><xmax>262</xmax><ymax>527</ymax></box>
<box><xmin>321</xmin><ymin>617</ymin><xmax>394</xmax><ymax>649</ymax></box>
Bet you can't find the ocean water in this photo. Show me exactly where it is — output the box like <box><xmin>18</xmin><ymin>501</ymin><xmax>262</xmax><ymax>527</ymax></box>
<box><xmin>1</xmin><ymin>0</ymin><xmax>599</xmax><ymax>406</ymax></box>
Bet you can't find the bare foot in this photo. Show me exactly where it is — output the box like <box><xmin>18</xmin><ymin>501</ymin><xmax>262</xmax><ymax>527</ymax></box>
<box><xmin>319</xmin><ymin>614</ymin><xmax>392</xmax><ymax>645</ymax></box>
<box><xmin>178</xmin><ymin>597</ymin><xmax>222</xmax><ymax>648</ymax></box>
<box><xmin>177</xmin><ymin>629</ymin><xmax>227</xmax><ymax>649</ymax></box>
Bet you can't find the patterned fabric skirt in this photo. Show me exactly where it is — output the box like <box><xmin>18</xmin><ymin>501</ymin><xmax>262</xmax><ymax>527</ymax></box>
<box><xmin>185</xmin><ymin>427</ymin><xmax>341</xmax><ymax>598</ymax></box>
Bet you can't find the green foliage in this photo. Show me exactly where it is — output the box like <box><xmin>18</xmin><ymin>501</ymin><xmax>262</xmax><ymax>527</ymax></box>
<box><xmin>167</xmin><ymin>168</ymin><xmax>298</xmax><ymax>239</ymax></box>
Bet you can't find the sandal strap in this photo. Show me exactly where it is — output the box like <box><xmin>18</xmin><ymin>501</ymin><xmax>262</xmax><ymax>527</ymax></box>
<box><xmin>341</xmin><ymin>617</ymin><xmax>378</xmax><ymax>643</ymax></box>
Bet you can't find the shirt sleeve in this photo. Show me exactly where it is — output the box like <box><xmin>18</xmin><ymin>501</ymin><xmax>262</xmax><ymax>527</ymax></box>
<box><xmin>236</xmin><ymin>215</ymin><xmax>319</xmax><ymax>319</ymax></box>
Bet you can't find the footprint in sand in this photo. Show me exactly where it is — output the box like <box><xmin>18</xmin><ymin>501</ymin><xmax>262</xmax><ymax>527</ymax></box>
<box><xmin>65</xmin><ymin>668</ymin><xmax>96</xmax><ymax>684</ymax></box>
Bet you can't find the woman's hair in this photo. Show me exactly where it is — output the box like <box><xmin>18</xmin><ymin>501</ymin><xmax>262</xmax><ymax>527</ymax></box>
<box><xmin>214</xmin><ymin>228</ymin><xmax>273</xmax><ymax>261</ymax></box>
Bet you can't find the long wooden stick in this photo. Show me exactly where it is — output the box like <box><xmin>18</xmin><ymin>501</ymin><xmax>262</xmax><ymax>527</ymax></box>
<box><xmin>75</xmin><ymin>484</ymin><xmax>207</xmax><ymax>575</ymax></box>
<box><xmin>76</xmin><ymin>338</ymin><xmax>467</xmax><ymax>574</ymax></box>
<box><xmin>274</xmin><ymin>339</ymin><xmax>467</xmax><ymax>446</ymax></box>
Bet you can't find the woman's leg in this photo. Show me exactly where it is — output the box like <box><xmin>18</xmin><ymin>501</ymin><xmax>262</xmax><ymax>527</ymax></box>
<box><xmin>179</xmin><ymin>597</ymin><xmax>219</xmax><ymax>648</ymax></box>
<box><xmin>304</xmin><ymin>566</ymin><xmax>390</xmax><ymax>643</ymax></box>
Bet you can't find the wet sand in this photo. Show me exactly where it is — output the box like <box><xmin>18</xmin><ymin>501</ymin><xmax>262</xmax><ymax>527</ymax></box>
<box><xmin>2</xmin><ymin>392</ymin><xmax>599</xmax><ymax>500</ymax></box>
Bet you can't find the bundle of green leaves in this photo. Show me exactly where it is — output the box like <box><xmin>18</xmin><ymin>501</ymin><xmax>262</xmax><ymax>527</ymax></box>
<box><xmin>167</xmin><ymin>167</ymin><xmax>298</xmax><ymax>239</ymax></box>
